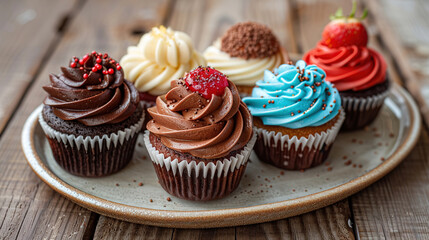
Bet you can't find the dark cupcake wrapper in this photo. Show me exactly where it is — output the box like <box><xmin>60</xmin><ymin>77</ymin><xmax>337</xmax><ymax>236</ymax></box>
<box><xmin>39</xmin><ymin>111</ymin><xmax>144</xmax><ymax>177</ymax></box>
<box><xmin>141</xmin><ymin>100</ymin><xmax>156</xmax><ymax>132</ymax></box>
<box><xmin>254</xmin><ymin>110</ymin><xmax>345</xmax><ymax>170</ymax></box>
<box><xmin>143</xmin><ymin>130</ymin><xmax>257</xmax><ymax>201</ymax></box>
<box><xmin>340</xmin><ymin>90</ymin><xmax>389</xmax><ymax>131</ymax></box>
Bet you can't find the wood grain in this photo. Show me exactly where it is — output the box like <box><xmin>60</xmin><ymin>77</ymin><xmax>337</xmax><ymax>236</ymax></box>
<box><xmin>169</xmin><ymin>0</ymin><xmax>297</xmax><ymax>54</ymax></box>
<box><xmin>173</xmin><ymin>227</ymin><xmax>235</xmax><ymax>240</ymax></box>
<box><xmin>0</xmin><ymin>0</ymin><xmax>169</xmax><ymax>239</ymax></box>
<box><xmin>351</xmin><ymin>130</ymin><xmax>429</xmax><ymax>239</ymax></box>
<box><xmin>93</xmin><ymin>217</ymin><xmax>173</xmax><ymax>240</ymax></box>
<box><xmin>364</xmin><ymin>0</ymin><xmax>429</xmax><ymax>125</ymax></box>
<box><xmin>0</xmin><ymin>0</ymin><xmax>78</xmax><ymax>134</ymax></box>
<box><xmin>236</xmin><ymin>200</ymin><xmax>354</xmax><ymax>240</ymax></box>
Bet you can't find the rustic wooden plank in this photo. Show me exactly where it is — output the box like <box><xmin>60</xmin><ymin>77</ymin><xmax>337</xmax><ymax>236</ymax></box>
<box><xmin>93</xmin><ymin>217</ymin><xmax>173</xmax><ymax>240</ymax></box>
<box><xmin>351</xmin><ymin>129</ymin><xmax>429</xmax><ymax>239</ymax></box>
<box><xmin>0</xmin><ymin>0</ymin><xmax>170</xmax><ymax>239</ymax></box>
<box><xmin>364</xmin><ymin>0</ymin><xmax>429</xmax><ymax>125</ymax></box>
<box><xmin>0</xmin><ymin>0</ymin><xmax>78</xmax><ymax>134</ymax></box>
<box><xmin>236</xmin><ymin>200</ymin><xmax>354</xmax><ymax>240</ymax></box>
<box><xmin>172</xmin><ymin>227</ymin><xmax>235</xmax><ymax>240</ymax></box>
<box><xmin>169</xmin><ymin>0</ymin><xmax>298</xmax><ymax>54</ymax></box>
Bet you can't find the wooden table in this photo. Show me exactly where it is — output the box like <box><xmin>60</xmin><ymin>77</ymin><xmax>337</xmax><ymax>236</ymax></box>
<box><xmin>1</xmin><ymin>0</ymin><xmax>428</xmax><ymax>239</ymax></box>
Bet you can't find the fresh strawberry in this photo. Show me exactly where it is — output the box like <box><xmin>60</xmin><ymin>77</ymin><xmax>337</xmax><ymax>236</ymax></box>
<box><xmin>184</xmin><ymin>66</ymin><xmax>229</xmax><ymax>99</ymax></box>
<box><xmin>321</xmin><ymin>1</ymin><xmax>368</xmax><ymax>48</ymax></box>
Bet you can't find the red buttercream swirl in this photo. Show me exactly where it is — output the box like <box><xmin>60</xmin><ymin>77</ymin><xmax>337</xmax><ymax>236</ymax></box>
<box><xmin>303</xmin><ymin>43</ymin><xmax>387</xmax><ymax>91</ymax></box>
<box><xmin>43</xmin><ymin>52</ymin><xmax>140</xmax><ymax>126</ymax></box>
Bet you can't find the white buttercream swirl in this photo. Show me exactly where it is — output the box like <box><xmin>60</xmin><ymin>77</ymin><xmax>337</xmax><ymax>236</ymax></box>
<box><xmin>120</xmin><ymin>26</ymin><xmax>206</xmax><ymax>96</ymax></box>
<box><xmin>204</xmin><ymin>40</ymin><xmax>284</xmax><ymax>86</ymax></box>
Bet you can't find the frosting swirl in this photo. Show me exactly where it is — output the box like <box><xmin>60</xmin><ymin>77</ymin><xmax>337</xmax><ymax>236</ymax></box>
<box><xmin>43</xmin><ymin>52</ymin><xmax>139</xmax><ymax>126</ymax></box>
<box><xmin>242</xmin><ymin>60</ymin><xmax>341</xmax><ymax>129</ymax></box>
<box><xmin>303</xmin><ymin>43</ymin><xmax>387</xmax><ymax>91</ymax></box>
<box><xmin>120</xmin><ymin>26</ymin><xmax>206</xmax><ymax>96</ymax></box>
<box><xmin>147</xmin><ymin>79</ymin><xmax>253</xmax><ymax>159</ymax></box>
<box><xmin>204</xmin><ymin>40</ymin><xmax>284</xmax><ymax>86</ymax></box>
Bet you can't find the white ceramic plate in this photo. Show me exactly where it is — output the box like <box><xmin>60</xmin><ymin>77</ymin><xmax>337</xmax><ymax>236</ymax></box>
<box><xmin>22</xmin><ymin>83</ymin><xmax>421</xmax><ymax>228</ymax></box>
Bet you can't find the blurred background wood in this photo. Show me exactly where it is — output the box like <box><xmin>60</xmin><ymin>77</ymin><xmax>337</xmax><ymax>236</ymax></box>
<box><xmin>0</xmin><ymin>0</ymin><xmax>428</xmax><ymax>239</ymax></box>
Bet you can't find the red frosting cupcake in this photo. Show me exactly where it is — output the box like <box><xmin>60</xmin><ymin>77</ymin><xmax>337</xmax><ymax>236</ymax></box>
<box><xmin>304</xmin><ymin>4</ymin><xmax>389</xmax><ymax>130</ymax></box>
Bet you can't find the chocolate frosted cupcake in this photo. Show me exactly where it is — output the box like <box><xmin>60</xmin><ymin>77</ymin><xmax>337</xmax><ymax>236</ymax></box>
<box><xmin>243</xmin><ymin>60</ymin><xmax>344</xmax><ymax>170</ymax></box>
<box><xmin>303</xmin><ymin>5</ymin><xmax>388</xmax><ymax>130</ymax></box>
<box><xmin>39</xmin><ymin>51</ymin><xmax>144</xmax><ymax>177</ymax></box>
<box><xmin>144</xmin><ymin>66</ymin><xmax>256</xmax><ymax>201</ymax></box>
<box><xmin>204</xmin><ymin>22</ymin><xmax>288</xmax><ymax>96</ymax></box>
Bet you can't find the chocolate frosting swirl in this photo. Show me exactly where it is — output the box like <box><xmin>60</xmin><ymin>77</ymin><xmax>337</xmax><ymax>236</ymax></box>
<box><xmin>43</xmin><ymin>52</ymin><xmax>140</xmax><ymax>126</ymax></box>
<box><xmin>147</xmin><ymin>80</ymin><xmax>253</xmax><ymax>159</ymax></box>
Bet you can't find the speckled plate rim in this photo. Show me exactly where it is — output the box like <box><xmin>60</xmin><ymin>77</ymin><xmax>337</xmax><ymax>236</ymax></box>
<box><xmin>21</xmin><ymin>83</ymin><xmax>421</xmax><ymax>228</ymax></box>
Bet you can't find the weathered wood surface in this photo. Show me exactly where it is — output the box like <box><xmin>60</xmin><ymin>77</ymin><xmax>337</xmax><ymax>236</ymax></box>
<box><xmin>364</xmin><ymin>0</ymin><xmax>429</xmax><ymax>125</ymax></box>
<box><xmin>0</xmin><ymin>0</ymin><xmax>78</xmax><ymax>134</ymax></box>
<box><xmin>0</xmin><ymin>0</ymin><xmax>427</xmax><ymax>239</ymax></box>
<box><xmin>352</xmin><ymin>131</ymin><xmax>429</xmax><ymax>239</ymax></box>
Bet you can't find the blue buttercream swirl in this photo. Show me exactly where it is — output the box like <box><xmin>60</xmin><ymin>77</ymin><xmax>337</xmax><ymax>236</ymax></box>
<box><xmin>242</xmin><ymin>60</ymin><xmax>341</xmax><ymax>129</ymax></box>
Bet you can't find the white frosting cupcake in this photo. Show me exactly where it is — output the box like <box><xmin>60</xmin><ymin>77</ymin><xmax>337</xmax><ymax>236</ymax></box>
<box><xmin>120</xmin><ymin>26</ymin><xmax>206</xmax><ymax>96</ymax></box>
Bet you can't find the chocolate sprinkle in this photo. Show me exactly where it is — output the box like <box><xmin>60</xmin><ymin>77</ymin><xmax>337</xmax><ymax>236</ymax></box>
<box><xmin>220</xmin><ymin>22</ymin><xmax>280</xmax><ymax>59</ymax></box>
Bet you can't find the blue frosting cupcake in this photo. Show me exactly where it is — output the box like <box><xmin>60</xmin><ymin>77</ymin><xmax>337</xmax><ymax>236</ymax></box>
<box><xmin>243</xmin><ymin>60</ymin><xmax>344</xmax><ymax>170</ymax></box>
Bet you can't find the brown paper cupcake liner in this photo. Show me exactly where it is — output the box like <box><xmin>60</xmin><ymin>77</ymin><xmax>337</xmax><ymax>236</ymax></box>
<box><xmin>254</xmin><ymin>110</ymin><xmax>345</xmax><ymax>170</ymax></box>
<box><xmin>144</xmin><ymin>130</ymin><xmax>257</xmax><ymax>201</ymax></box>
<box><xmin>341</xmin><ymin>90</ymin><xmax>389</xmax><ymax>131</ymax></box>
<box><xmin>39</xmin><ymin>111</ymin><xmax>144</xmax><ymax>177</ymax></box>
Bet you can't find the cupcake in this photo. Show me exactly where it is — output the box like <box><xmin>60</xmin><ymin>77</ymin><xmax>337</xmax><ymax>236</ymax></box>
<box><xmin>144</xmin><ymin>66</ymin><xmax>256</xmax><ymax>201</ymax></box>
<box><xmin>303</xmin><ymin>5</ymin><xmax>388</xmax><ymax>130</ymax></box>
<box><xmin>120</xmin><ymin>26</ymin><xmax>206</xmax><ymax>106</ymax></box>
<box><xmin>242</xmin><ymin>60</ymin><xmax>344</xmax><ymax>170</ymax></box>
<box><xmin>39</xmin><ymin>51</ymin><xmax>144</xmax><ymax>177</ymax></box>
<box><xmin>204</xmin><ymin>22</ymin><xmax>288</xmax><ymax>96</ymax></box>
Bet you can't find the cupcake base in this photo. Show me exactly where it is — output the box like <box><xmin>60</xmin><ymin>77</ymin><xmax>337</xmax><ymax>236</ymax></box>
<box><xmin>144</xmin><ymin>131</ymin><xmax>257</xmax><ymax>201</ymax></box>
<box><xmin>253</xmin><ymin>111</ymin><xmax>345</xmax><ymax>170</ymax></box>
<box><xmin>40</xmin><ymin>104</ymin><xmax>144</xmax><ymax>177</ymax></box>
<box><xmin>254</xmin><ymin>137</ymin><xmax>334</xmax><ymax>170</ymax></box>
<box><xmin>340</xmin><ymin>80</ymin><xmax>389</xmax><ymax>131</ymax></box>
<box><xmin>47</xmin><ymin>134</ymin><xmax>138</xmax><ymax>177</ymax></box>
<box><xmin>152</xmin><ymin>159</ymin><xmax>247</xmax><ymax>201</ymax></box>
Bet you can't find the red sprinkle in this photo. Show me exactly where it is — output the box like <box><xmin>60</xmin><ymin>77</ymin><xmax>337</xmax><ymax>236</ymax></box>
<box><xmin>116</xmin><ymin>65</ymin><xmax>122</xmax><ymax>70</ymax></box>
<box><xmin>96</xmin><ymin>58</ymin><xmax>102</xmax><ymax>64</ymax></box>
<box><xmin>83</xmin><ymin>73</ymin><xmax>88</xmax><ymax>79</ymax></box>
<box><xmin>70</xmin><ymin>62</ymin><xmax>76</xmax><ymax>68</ymax></box>
<box><xmin>92</xmin><ymin>66</ymin><xmax>98</xmax><ymax>72</ymax></box>
<box><xmin>108</xmin><ymin>68</ymin><xmax>114</xmax><ymax>75</ymax></box>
